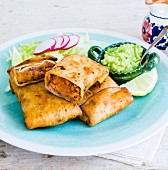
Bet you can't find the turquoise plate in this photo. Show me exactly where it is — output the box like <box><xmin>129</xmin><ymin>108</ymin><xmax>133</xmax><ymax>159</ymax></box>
<box><xmin>0</xmin><ymin>28</ymin><xmax>168</xmax><ymax>156</ymax></box>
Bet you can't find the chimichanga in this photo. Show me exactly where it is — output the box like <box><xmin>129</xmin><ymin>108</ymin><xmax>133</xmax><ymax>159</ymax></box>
<box><xmin>45</xmin><ymin>54</ymin><xmax>109</xmax><ymax>103</ymax></box>
<box><xmin>7</xmin><ymin>56</ymin><xmax>57</xmax><ymax>86</ymax></box>
<box><xmin>80</xmin><ymin>87</ymin><xmax>134</xmax><ymax>126</ymax></box>
<box><xmin>9</xmin><ymin>78</ymin><xmax>82</xmax><ymax>129</ymax></box>
<box><xmin>78</xmin><ymin>76</ymin><xmax>119</xmax><ymax>105</ymax></box>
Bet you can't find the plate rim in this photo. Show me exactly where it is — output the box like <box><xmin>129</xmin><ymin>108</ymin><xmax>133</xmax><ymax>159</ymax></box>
<box><xmin>0</xmin><ymin>28</ymin><xmax>168</xmax><ymax>156</ymax></box>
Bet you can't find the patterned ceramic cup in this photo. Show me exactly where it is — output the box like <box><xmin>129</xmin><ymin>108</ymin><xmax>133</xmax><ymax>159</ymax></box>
<box><xmin>142</xmin><ymin>1</ymin><xmax>168</xmax><ymax>50</ymax></box>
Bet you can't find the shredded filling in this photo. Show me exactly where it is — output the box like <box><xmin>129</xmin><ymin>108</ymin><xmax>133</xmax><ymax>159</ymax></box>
<box><xmin>16</xmin><ymin>61</ymin><xmax>55</xmax><ymax>84</ymax></box>
<box><xmin>48</xmin><ymin>75</ymin><xmax>81</xmax><ymax>102</ymax></box>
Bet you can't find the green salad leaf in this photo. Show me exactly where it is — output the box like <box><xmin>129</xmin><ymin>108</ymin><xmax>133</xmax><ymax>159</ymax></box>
<box><xmin>18</xmin><ymin>41</ymin><xmax>41</xmax><ymax>60</ymax></box>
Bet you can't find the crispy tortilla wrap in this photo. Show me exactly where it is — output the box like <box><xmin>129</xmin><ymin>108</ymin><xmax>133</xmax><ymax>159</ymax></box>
<box><xmin>78</xmin><ymin>76</ymin><xmax>119</xmax><ymax>105</ymax></box>
<box><xmin>80</xmin><ymin>87</ymin><xmax>134</xmax><ymax>126</ymax></box>
<box><xmin>9</xmin><ymin>78</ymin><xmax>82</xmax><ymax>129</ymax></box>
<box><xmin>45</xmin><ymin>54</ymin><xmax>109</xmax><ymax>103</ymax></box>
<box><xmin>7</xmin><ymin>56</ymin><xmax>57</xmax><ymax>87</ymax></box>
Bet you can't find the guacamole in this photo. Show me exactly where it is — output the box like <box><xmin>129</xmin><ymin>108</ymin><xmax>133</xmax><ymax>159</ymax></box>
<box><xmin>101</xmin><ymin>44</ymin><xmax>143</xmax><ymax>73</ymax></box>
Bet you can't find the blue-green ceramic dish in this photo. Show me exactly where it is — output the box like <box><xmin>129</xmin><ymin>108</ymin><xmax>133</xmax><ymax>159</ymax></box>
<box><xmin>0</xmin><ymin>28</ymin><xmax>168</xmax><ymax>156</ymax></box>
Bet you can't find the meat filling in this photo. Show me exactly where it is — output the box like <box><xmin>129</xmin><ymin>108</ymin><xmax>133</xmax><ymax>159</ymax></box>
<box><xmin>16</xmin><ymin>60</ymin><xmax>55</xmax><ymax>84</ymax></box>
<box><xmin>48</xmin><ymin>75</ymin><xmax>81</xmax><ymax>102</ymax></box>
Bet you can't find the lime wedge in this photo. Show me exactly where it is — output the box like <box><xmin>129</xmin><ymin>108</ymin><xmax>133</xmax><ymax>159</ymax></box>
<box><xmin>11</xmin><ymin>46</ymin><xmax>23</xmax><ymax>66</ymax></box>
<box><xmin>120</xmin><ymin>68</ymin><xmax>158</xmax><ymax>96</ymax></box>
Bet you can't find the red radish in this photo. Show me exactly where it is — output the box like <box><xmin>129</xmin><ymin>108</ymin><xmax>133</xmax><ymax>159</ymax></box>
<box><xmin>59</xmin><ymin>35</ymin><xmax>70</xmax><ymax>48</ymax></box>
<box><xmin>34</xmin><ymin>34</ymin><xmax>80</xmax><ymax>55</ymax></box>
<box><xmin>62</xmin><ymin>34</ymin><xmax>80</xmax><ymax>50</ymax></box>
<box><xmin>52</xmin><ymin>35</ymin><xmax>69</xmax><ymax>50</ymax></box>
<box><xmin>34</xmin><ymin>39</ymin><xmax>56</xmax><ymax>55</ymax></box>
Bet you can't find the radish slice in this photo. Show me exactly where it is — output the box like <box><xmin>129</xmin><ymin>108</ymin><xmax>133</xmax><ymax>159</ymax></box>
<box><xmin>52</xmin><ymin>36</ymin><xmax>68</xmax><ymax>50</ymax></box>
<box><xmin>62</xmin><ymin>35</ymin><xmax>80</xmax><ymax>50</ymax></box>
<box><xmin>34</xmin><ymin>39</ymin><xmax>56</xmax><ymax>55</ymax></box>
<box><xmin>52</xmin><ymin>36</ymin><xmax>63</xmax><ymax>50</ymax></box>
<box><xmin>60</xmin><ymin>35</ymin><xmax>70</xmax><ymax>48</ymax></box>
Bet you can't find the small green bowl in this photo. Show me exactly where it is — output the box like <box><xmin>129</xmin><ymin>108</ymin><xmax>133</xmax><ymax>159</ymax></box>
<box><xmin>88</xmin><ymin>42</ymin><xmax>160</xmax><ymax>85</ymax></box>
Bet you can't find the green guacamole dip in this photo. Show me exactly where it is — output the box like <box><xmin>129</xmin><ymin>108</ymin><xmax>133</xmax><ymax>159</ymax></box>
<box><xmin>101</xmin><ymin>44</ymin><xmax>143</xmax><ymax>73</ymax></box>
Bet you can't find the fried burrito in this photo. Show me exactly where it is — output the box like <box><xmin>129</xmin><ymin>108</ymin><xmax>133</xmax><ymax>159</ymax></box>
<box><xmin>7</xmin><ymin>56</ymin><xmax>57</xmax><ymax>86</ymax></box>
<box><xmin>78</xmin><ymin>76</ymin><xmax>119</xmax><ymax>105</ymax></box>
<box><xmin>45</xmin><ymin>54</ymin><xmax>109</xmax><ymax>103</ymax></box>
<box><xmin>9</xmin><ymin>78</ymin><xmax>82</xmax><ymax>129</ymax></box>
<box><xmin>80</xmin><ymin>87</ymin><xmax>134</xmax><ymax>126</ymax></box>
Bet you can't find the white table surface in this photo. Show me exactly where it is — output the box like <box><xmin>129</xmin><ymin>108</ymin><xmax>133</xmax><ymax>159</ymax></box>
<box><xmin>0</xmin><ymin>0</ymin><xmax>168</xmax><ymax>169</ymax></box>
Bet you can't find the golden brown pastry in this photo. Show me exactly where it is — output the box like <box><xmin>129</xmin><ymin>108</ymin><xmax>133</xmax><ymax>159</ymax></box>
<box><xmin>7</xmin><ymin>56</ymin><xmax>57</xmax><ymax>86</ymax></box>
<box><xmin>45</xmin><ymin>54</ymin><xmax>109</xmax><ymax>103</ymax></box>
<box><xmin>78</xmin><ymin>76</ymin><xmax>119</xmax><ymax>105</ymax></box>
<box><xmin>9</xmin><ymin>78</ymin><xmax>82</xmax><ymax>129</ymax></box>
<box><xmin>80</xmin><ymin>87</ymin><xmax>134</xmax><ymax>126</ymax></box>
